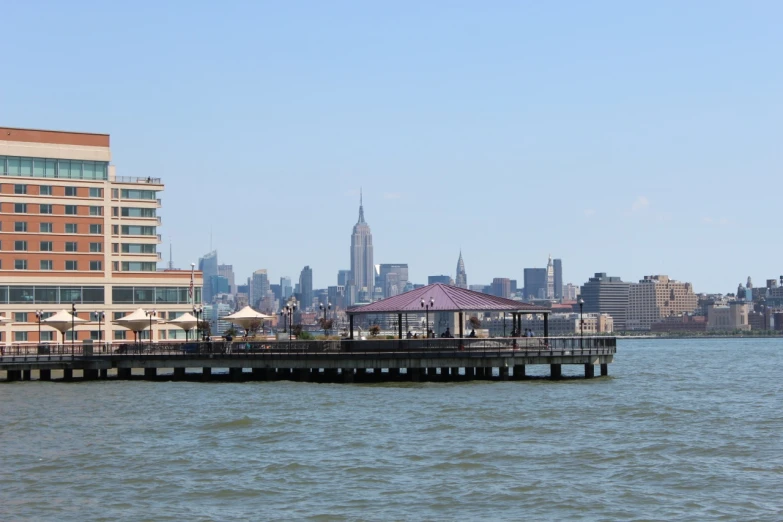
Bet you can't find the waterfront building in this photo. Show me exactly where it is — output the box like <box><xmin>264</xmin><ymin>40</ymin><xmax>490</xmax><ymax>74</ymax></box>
<box><xmin>299</xmin><ymin>265</ymin><xmax>313</xmax><ymax>311</ymax></box>
<box><xmin>199</xmin><ymin>250</ymin><xmax>218</xmax><ymax>303</ymax></box>
<box><xmin>650</xmin><ymin>314</ymin><xmax>707</xmax><ymax>333</ymax></box>
<box><xmin>707</xmin><ymin>302</ymin><xmax>750</xmax><ymax>332</ymax></box>
<box><xmin>490</xmin><ymin>278</ymin><xmax>511</xmax><ymax>299</ymax></box>
<box><xmin>523</xmin><ymin>268</ymin><xmax>547</xmax><ymax>300</ymax></box>
<box><xmin>553</xmin><ymin>258</ymin><xmax>563</xmax><ymax>299</ymax></box>
<box><xmin>580</xmin><ymin>272</ymin><xmax>630</xmax><ymax>331</ymax></box>
<box><xmin>0</xmin><ymin>126</ymin><xmax>202</xmax><ymax>347</ymax></box>
<box><xmin>349</xmin><ymin>192</ymin><xmax>374</xmax><ymax>295</ymax></box>
<box><xmin>455</xmin><ymin>251</ymin><xmax>467</xmax><ymax>289</ymax></box>
<box><xmin>626</xmin><ymin>275</ymin><xmax>698</xmax><ymax>331</ymax></box>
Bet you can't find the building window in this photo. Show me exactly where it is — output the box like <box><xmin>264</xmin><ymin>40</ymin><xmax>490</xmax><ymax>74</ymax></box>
<box><xmin>40</xmin><ymin>204</ymin><xmax>53</xmax><ymax>214</ymax></box>
<box><xmin>65</xmin><ymin>205</ymin><xmax>78</xmax><ymax>215</ymax></box>
<box><xmin>89</xmin><ymin>206</ymin><xmax>103</xmax><ymax>216</ymax></box>
<box><xmin>121</xmin><ymin>262</ymin><xmax>157</xmax><ymax>272</ymax></box>
<box><xmin>14</xmin><ymin>240</ymin><xmax>27</xmax><ymax>251</ymax></box>
<box><xmin>89</xmin><ymin>224</ymin><xmax>102</xmax><ymax>234</ymax></box>
<box><xmin>89</xmin><ymin>261</ymin><xmax>102</xmax><ymax>271</ymax></box>
<box><xmin>120</xmin><ymin>225</ymin><xmax>156</xmax><ymax>236</ymax></box>
<box><xmin>121</xmin><ymin>207</ymin><xmax>157</xmax><ymax>218</ymax></box>
<box><xmin>39</xmin><ymin>185</ymin><xmax>53</xmax><ymax>196</ymax></box>
<box><xmin>40</xmin><ymin>331</ymin><xmax>54</xmax><ymax>342</ymax></box>
<box><xmin>65</xmin><ymin>260</ymin><xmax>78</xmax><ymax>271</ymax></box>
<box><xmin>14</xmin><ymin>184</ymin><xmax>27</xmax><ymax>195</ymax></box>
<box><xmin>14</xmin><ymin>222</ymin><xmax>27</xmax><ymax>232</ymax></box>
<box><xmin>40</xmin><ymin>260</ymin><xmax>53</xmax><ymax>270</ymax></box>
<box><xmin>89</xmin><ymin>188</ymin><xmax>103</xmax><ymax>198</ymax></box>
<box><xmin>64</xmin><ymin>186</ymin><xmax>77</xmax><ymax>197</ymax></box>
<box><xmin>112</xmin><ymin>225</ymin><xmax>119</xmax><ymax>235</ymax></box>
<box><xmin>89</xmin><ymin>242</ymin><xmax>102</xmax><ymax>252</ymax></box>
<box><xmin>114</xmin><ymin>330</ymin><xmax>126</xmax><ymax>340</ymax></box>
<box><xmin>112</xmin><ymin>207</ymin><xmax>118</xmax><ymax>217</ymax></box>
<box><xmin>65</xmin><ymin>242</ymin><xmax>78</xmax><ymax>252</ymax></box>
<box><xmin>65</xmin><ymin>223</ymin><xmax>78</xmax><ymax>234</ymax></box>
<box><xmin>113</xmin><ymin>261</ymin><xmax>119</xmax><ymax>271</ymax></box>
<box><xmin>39</xmin><ymin>223</ymin><xmax>53</xmax><ymax>233</ymax></box>
<box><xmin>121</xmin><ymin>243</ymin><xmax>157</xmax><ymax>254</ymax></box>
<box><xmin>14</xmin><ymin>203</ymin><xmax>27</xmax><ymax>213</ymax></box>
<box><xmin>14</xmin><ymin>331</ymin><xmax>28</xmax><ymax>342</ymax></box>
<box><xmin>112</xmin><ymin>189</ymin><xmax>119</xmax><ymax>199</ymax></box>
<box><xmin>120</xmin><ymin>189</ymin><xmax>157</xmax><ymax>200</ymax></box>
<box><xmin>15</xmin><ymin>312</ymin><xmax>27</xmax><ymax>322</ymax></box>
<box><xmin>112</xmin><ymin>243</ymin><xmax>119</xmax><ymax>253</ymax></box>
<box><xmin>15</xmin><ymin>259</ymin><xmax>27</xmax><ymax>270</ymax></box>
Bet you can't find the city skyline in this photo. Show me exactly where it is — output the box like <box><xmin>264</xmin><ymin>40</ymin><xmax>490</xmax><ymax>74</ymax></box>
<box><xmin>1</xmin><ymin>3</ymin><xmax>781</xmax><ymax>291</ymax></box>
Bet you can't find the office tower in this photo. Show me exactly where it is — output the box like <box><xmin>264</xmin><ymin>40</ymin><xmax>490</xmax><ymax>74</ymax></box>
<box><xmin>491</xmin><ymin>278</ymin><xmax>511</xmax><ymax>299</ymax></box>
<box><xmin>428</xmin><ymin>275</ymin><xmax>452</xmax><ymax>285</ymax></box>
<box><xmin>523</xmin><ymin>268</ymin><xmax>547</xmax><ymax>300</ymax></box>
<box><xmin>337</xmin><ymin>269</ymin><xmax>351</xmax><ymax>287</ymax></box>
<box><xmin>0</xmin><ymin>126</ymin><xmax>203</xmax><ymax>346</ymax></box>
<box><xmin>280</xmin><ymin>277</ymin><xmax>292</xmax><ymax>299</ymax></box>
<box><xmin>546</xmin><ymin>255</ymin><xmax>555</xmax><ymax>299</ymax></box>
<box><xmin>455</xmin><ymin>251</ymin><xmax>467</xmax><ymax>288</ymax></box>
<box><xmin>378</xmin><ymin>264</ymin><xmax>409</xmax><ymax>298</ymax></box>
<box><xmin>299</xmin><ymin>266</ymin><xmax>313</xmax><ymax>311</ymax></box>
<box><xmin>350</xmin><ymin>191</ymin><xmax>374</xmax><ymax>293</ymax></box>
<box><xmin>580</xmin><ymin>273</ymin><xmax>631</xmax><ymax>331</ymax></box>
<box><xmin>217</xmin><ymin>264</ymin><xmax>235</xmax><ymax>294</ymax></box>
<box><xmin>250</xmin><ymin>269</ymin><xmax>269</xmax><ymax>308</ymax></box>
<box><xmin>199</xmin><ymin>250</ymin><xmax>218</xmax><ymax>303</ymax></box>
<box><xmin>553</xmin><ymin>258</ymin><xmax>563</xmax><ymax>299</ymax></box>
<box><xmin>627</xmin><ymin>275</ymin><xmax>698</xmax><ymax>330</ymax></box>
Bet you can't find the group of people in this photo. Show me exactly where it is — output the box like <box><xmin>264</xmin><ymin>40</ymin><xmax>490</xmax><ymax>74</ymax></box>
<box><xmin>511</xmin><ymin>328</ymin><xmax>536</xmax><ymax>337</ymax></box>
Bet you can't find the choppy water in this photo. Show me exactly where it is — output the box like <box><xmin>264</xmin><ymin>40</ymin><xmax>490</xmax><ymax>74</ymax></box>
<box><xmin>1</xmin><ymin>338</ymin><xmax>783</xmax><ymax>521</ymax></box>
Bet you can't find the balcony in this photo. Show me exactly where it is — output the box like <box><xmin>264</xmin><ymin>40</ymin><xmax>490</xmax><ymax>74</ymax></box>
<box><xmin>156</xmin><ymin>198</ymin><xmax>162</xmax><ymax>207</ymax></box>
<box><xmin>157</xmin><ymin>234</ymin><xmax>162</xmax><ymax>243</ymax></box>
<box><xmin>111</xmin><ymin>175</ymin><xmax>162</xmax><ymax>184</ymax></box>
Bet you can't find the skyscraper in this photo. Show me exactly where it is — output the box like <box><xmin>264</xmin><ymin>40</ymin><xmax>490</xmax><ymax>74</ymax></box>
<box><xmin>491</xmin><ymin>278</ymin><xmax>511</xmax><ymax>299</ymax></box>
<box><xmin>350</xmin><ymin>191</ymin><xmax>374</xmax><ymax>294</ymax></box>
<box><xmin>524</xmin><ymin>268</ymin><xmax>547</xmax><ymax>300</ymax></box>
<box><xmin>546</xmin><ymin>255</ymin><xmax>555</xmax><ymax>299</ymax></box>
<box><xmin>280</xmin><ymin>277</ymin><xmax>292</xmax><ymax>299</ymax></box>
<box><xmin>218</xmin><ymin>264</ymin><xmax>235</xmax><ymax>295</ymax></box>
<box><xmin>553</xmin><ymin>259</ymin><xmax>563</xmax><ymax>300</ymax></box>
<box><xmin>199</xmin><ymin>250</ymin><xmax>218</xmax><ymax>303</ymax></box>
<box><xmin>580</xmin><ymin>273</ymin><xmax>631</xmax><ymax>331</ymax></box>
<box><xmin>455</xmin><ymin>251</ymin><xmax>467</xmax><ymax>288</ymax></box>
<box><xmin>378</xmin><ymin>264</ymin><xmax>409</xmax><ymax>298</ymax></box>
<box><xmin>299</xmin><ymin>266</ymin><xmax>313</xmax><ymax>310</ymax></box>
<box><xmin>250</xmin><ymin>269</ymin><xmax>269</xmax><ymax>308</ymax></box>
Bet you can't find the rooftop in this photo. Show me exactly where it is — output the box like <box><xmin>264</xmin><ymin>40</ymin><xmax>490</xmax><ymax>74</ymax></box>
<box><xmin>0</xmin><ymin>126</ymin><xmax>110</xmax><ymax>147</ymax></box>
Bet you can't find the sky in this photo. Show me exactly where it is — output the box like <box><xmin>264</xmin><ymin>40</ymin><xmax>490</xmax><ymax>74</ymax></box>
<box><xmin>2</xmin><ymin>1</ymin><xmax>781</xmax><ymax>293</ymax></box>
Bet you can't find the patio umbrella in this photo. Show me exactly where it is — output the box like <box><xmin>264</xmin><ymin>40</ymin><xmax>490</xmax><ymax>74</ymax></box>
<box><xmin>220</xmin><ymin>306</ymin><xmax>274</xmax><ymax>336</ymax></box>
<box><xmin>167</xmin><ymin>312</ymin><xmax>199</xmax><ymax>341</ymax></box>
<box><xmin>0</xmin><ymin>314</ymin><xmax>10</xmax><ymax>323</ymax></box>
<box><xmin>114</xmin><ymin>308</ymin><xmax>162</xmax><ymax>343</ymax></box>
<box><xmin>42</xmin><ymin>309</ymin><xmax>88</xmax><ymax>343</ymax></box>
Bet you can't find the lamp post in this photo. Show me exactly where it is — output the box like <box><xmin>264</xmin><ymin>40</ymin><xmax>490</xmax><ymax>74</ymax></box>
<box><xmin>71</xmin><ymin>302</ymin><xmax>76</xmax><ymax>352</ymax></box>
<box><xmin>146</xmin><ymin>310</ymin><xmax>156</xmax><ymax>349</ymax></box>
<box><xmin>93</xmin><ymin>311</ymin><xmax>105</xmax><ymax>352</ymax></box>
<box><xmin>578</xmin><ymin>297</ymin><xmax>584</xmax><ymax>348</ymax></box>
<box><xmin>420</xmin><ymin>297</ymin><xmax>434</xmax><ymax>338</ymax></box>
<box><xmin>193</xmin><ymin>305</ymin><xmax>203</xmax><ymax>342</ymax></box>
<box><xmin>319</xmin><ymin>302</ymin><xmax>331</xmax><ymax>336</ymax></box>
<box><xmin>35</xmin><ymin>310</ymin><xmax>43</xmax><ymax>348</ymax></box>
<box><xmin>283</xmin><ymin>303</ymin><xmax>296</xmax><ymax>349</ymax></box>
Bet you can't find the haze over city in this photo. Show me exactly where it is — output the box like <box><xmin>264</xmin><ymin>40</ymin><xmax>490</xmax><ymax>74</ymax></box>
<box><xmin>2</xmin><ymin>2</ymin><xmax>781</xmax><ymax>292</ymax></box>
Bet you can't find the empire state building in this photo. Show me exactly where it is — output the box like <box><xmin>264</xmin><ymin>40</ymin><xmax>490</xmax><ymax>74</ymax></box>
<box><xmin>350</xmin><ymin>192</ymin><xmax>374</xmax><ymax>295</ymax></box>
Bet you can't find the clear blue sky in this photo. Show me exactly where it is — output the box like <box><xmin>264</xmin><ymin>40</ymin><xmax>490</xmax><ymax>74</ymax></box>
<box><xmin>3</xmin><ymin>1</ymin><xmax>781</xmax><ymax>293</ymax></box>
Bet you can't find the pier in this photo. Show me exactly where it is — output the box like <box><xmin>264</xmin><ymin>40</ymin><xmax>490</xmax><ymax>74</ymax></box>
<box><xmin>0</xmin><ymin>337</ymin><xmax>614</xmax><ymax>383</ymax></box>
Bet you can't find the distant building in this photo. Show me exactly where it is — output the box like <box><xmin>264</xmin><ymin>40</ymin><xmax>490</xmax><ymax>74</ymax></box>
<box><xmin>455</xmin><ymin>251</ymin><xmax>468</xmax><ymax>289</ymax></box>
<box><xmin>280</xmin><ymin>277</ymin><xmax>292</xmax><ymax>299</ymax></box>
<box><xmin>428</xmin><ymin>275</ymin><xmax>452</xmax><ymax>285</ymax></box>
<box><xmin>350</xmin><ymin>191</ymin><xmax>374</xmax><ymax>295</ymax></box>
<box><xmin>707</xmin><ymin>302</ymin><xmax>750</xmax><ymax>332</ymax></box>
<box><xmin>520</xmin><ymin>313</ymin><xmax>613</xmax><ymax>336</ymax></box>
<box><xmin>546</xmin><ymin>256</ymin><xmax>555</xmax><ymax>299</ymax></box>
<box><xmin>524</xmin><ymin>268</ymin><xmax>547</xmax><ymax>300</ymax></box>
<box><xmin>378</xmin><ymin>264</ymin><xmax>409</xmax><ymax>298</ymax></box>
<box><xmin>490</xmin><ymin>278</ymin><xmax>511</xmax><ymax>299</ymax></box>
<box><xmin>626</xmin><ymin>275</ymin><xmax>698</xmax><ymax>330</ymax></box>
<box><xmin>199</xmin><ymin>250</ymin><xmax>218</xmax><ymax>303</ymax></box>
<box><xmin>553</xmin><ymin>259</ymin><xmax>563</xmax><ymax>299</ymax></box>
<box><xmin>299</xmin><ymin>266</ymin><xmax>313</xmax><ymax>311</ymax></box>
<box><xmin>337</xmin><ymin>269</ymin><xmax>351</xmax><ymax>287</ymax></box>
<box><xmin>250</xmin><ymin>269</ymin><xmax>269</xmax><ymax>308</ymax></box>
<box><xmin>217</xmin><ymin>264</ymin><xmax>235</xmax><ymax>295</ymax></box>
<box><xmin>650</xmin><ymin>315</ymin><xmax>707</xmax><ymax>333</ymax></box>
<box><xmin>469</xmin><ymin>284</ymin><xmax>490</xmax><ymax>294</ymax></box>
<box><xmin>562</xmin><ymin>283</ymin><xmax>580</xmax><ymax>300</ymax></box>
<box><xmin>580</xmin><ymin>273</ymin><xmax>631</xmax><ymax>331</ymax></box>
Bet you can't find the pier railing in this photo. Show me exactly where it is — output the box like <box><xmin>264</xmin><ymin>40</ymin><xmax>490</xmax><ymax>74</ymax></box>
<box><xmin>0</xmin><ymin>336</ymin><xmax>615</xmax><ymax>361</ymax></box>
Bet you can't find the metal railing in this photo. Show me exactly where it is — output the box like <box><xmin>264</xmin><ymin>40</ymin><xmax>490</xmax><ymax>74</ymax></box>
<box><xmin>111</xmin><ymin>175</ymin><xmax>162</xmax><ymax>184</ymax></box>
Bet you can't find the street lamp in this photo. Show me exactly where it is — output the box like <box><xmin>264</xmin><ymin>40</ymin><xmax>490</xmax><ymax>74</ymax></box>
<box><xmin>93</xmin><ymin>311</ymin><xmax>105</xmax><ymax>352</ymax></box>
<box><xmin>319</xmin><ymin>302</ymin><xmax>332</xmax><ymax>336</ymax></box>
<box><xmin>71</xmin><ymin>302</ymin><xmax>76</xmax><ymax>351</ymax></box>
<box><xmin>578</xmin><ymin>297</ymin><xmax>584</xmax><ymax>348</ymax></box>
<box><xmin>420</xmin><ymin>297</ymin><xmax>434</xmax><ymax>338</ymax></box>
<box><xmin>193</xmin><ymin>305</ymin><xmax>203</xmax><ymax>342</ymax></box>
<box><xmin>283</xmin><ymin>303</ymin><xmax>296</xmax><ymax>349</ymax></box>
<box><xmin>35</xmin><ymin>310</ymin><xmax>43</xmax><ymax>348</ymax></box>
<box><xmin>146</xmin><ymin>310</ymin><xmax>156</xmax><ymax>349</ymax></box>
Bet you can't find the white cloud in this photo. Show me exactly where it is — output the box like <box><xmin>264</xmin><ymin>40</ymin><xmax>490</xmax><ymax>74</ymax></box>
<box><xmin>631</xmin><ymin>196</ymin><xmax>650</xmax><ymax>212</ymax></box>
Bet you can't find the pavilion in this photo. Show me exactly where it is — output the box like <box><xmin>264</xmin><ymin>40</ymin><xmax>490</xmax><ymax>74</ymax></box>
<box><xmin>347</xmin><ymin>283</ymin><xmax>551</xmax><ymax>339</ymax></box>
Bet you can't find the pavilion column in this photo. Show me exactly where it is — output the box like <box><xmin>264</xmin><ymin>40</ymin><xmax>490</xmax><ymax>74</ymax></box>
<box><xmin>398</xmin><ymin>313</ymin><xmax>403</xmax><ymax>339</ymax></box>
<box><xmin>544</xmin><ymin>313</ymin><xmax>549</xmax><ymax>339</ymax></box>
<box><xmin>459</xmin><ymin>312</ymin><xmax>464</xmax><ymax>338</ymax></box>
<box><xmin>349</xmin><ymin>315</ymin><xmax>354</xmax><ymax>340</ymax></box>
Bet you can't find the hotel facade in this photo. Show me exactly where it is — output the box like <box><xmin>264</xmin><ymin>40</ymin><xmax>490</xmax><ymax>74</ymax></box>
<box><xmin>0</xmin><ymin>127</ymin><xmax>202</xmax><ymax>347</ymax></box>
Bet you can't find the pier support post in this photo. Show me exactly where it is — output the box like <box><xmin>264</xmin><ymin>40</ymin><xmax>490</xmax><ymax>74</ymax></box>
<box><xmin>324</xmin><ymin>368</ymin><xmax>338</xmax><ymax>382</ymax></box>
<box><xmin>6</xmin><ymin>370</ymin><xmax>21</xmax><ymax>382</ymax></box>
<box><xmin>409</xmin><ymin>368</ymin><xmax>421</xmax><ymax>382</ymax></box>
<box><xmin>63</xmin><ymin>368</ymin><xmax>73</xmax><ymax>381</ymax></box>
<box><xmin>388</xmin><ymin>368</ymin><xmax>400</xmax><ymax>379</ymax></box>
<box><xmin>230</xmin><ymin>368</ymin><xmax>243</xmax><ymax>382</ymax></box>
<box><xmin>342</xmin><ymin>369</ymin><xmax>354</xmax><ymax>383</ymax></box>
<box><xmin>173</xmin><ymin>368</ymin><xmax>186</xmax><ymax>380</ymax></box>
<box><xmin>251</xmin><ymin>368</ymin><xmax>264</xmax><ymax>381</ymax></box>
<box><xmin>465</xmin><ymin>367</ymin><xmax>475</xmax><ymax>378</ymax></box>
<box><xmin>450</xmin><ymin>367</ymin><xmax>459</xmax><ymax>379</ymax></box>
<box><xmin>202</xmin><ymin>367</ymin><xmax>212</xmax><ymax>381</ymax></box>
<box><xmin>100</xmin><ymin>369</ymin><xmax>108</xmax><ymax>379</ymax></box>
<box><xmin>601</xmin><ymin>363</ymin><xmax>608</xmax><ymax>376</ymax></box>
<box><xmin>39</xmin><ymin>369</ymin><xmax>52</xmax><ymax>381</ymax></box>
<box><xmin>585</xmin><ymin>364</ymin><xmax>595</xmax><ymax>378</ymax></box>
<box><xmin>500</xmin><ymin>366</ymin><xmax>509</xmax><ymax>381</ymax></box>
<box><xmin>296</xmin><ymin>368</ymin><xmax>311</xmax><ymax>382</ymax></box>
<box><xmin>144</xmin><ymin>368</ymin><xmax>157</xmax><ymax>379</ymax></box>
<box><xmin>513</xmin><ymin>365</ymin><xmax>526</xmax><ymax>379</ymax></box>
<box><xmin>84</xmin><ymin>369</ymin><xmax>99</xmax><ymax>380</ymax></box>
<box><xmin>484</xmin><ymin>367</ymin><xmax>493</xmax><ymax>379</ymax></box>
<box><xmin>117</xmin><ymin>368</ymin><xmax>131</xmax><ymax>379</ymax></box>
<box><xmin>23</xmin><ymin>370</ymin><xmax>32</xmax><ymax>381</ymax></box>
<box><xmin>550</xmin><ymin>364</ymin><xmax>562</xmax><ymax>379</ymax></box>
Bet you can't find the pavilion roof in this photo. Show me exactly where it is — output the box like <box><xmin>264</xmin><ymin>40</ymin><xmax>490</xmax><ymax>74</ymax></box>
<box><xmin>348</xmin><ymin>283</ymin><xmax>550</xmax><ymax>315</ymax></box>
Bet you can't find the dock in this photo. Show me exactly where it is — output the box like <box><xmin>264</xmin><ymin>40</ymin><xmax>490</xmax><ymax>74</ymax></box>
<box><xmin>0</xmin><ymin>337</ymin><xmax>615</xmax><ymax>383</ymax></box>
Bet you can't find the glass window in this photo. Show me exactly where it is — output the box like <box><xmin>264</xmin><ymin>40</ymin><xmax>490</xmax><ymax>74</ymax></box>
<box><xmin>8</xmin><ymin>157</ymin><xmax>20</xmax><ymax>175</ymax></box>
<box><xmin>112</xmin><ymin>188</ymin><xmax>119</xmax><ymax>199</ymax></box>
<box><xmin>155</xmin><ymin>287</ymin><xmax>178</xmax><ymax>303</ymax></box>
<box><xmin>40</xmin><ymin>260</ymin><xmax>53</xmax><ymax>271</ymax></box>
<box><xmin>60</xmin><ymin>287</ymin><xmax>82</xmax><ymax>303</ymax></box>
<box><xmin>89</xmin><ymin>187</ymin><xmax>103</xmax><ymax>198</ymax></box>
<box><xmin>14</xmin><ymin>240</ymin><xmax>27</xmax><ymax>251</ymax></box>
<box><xmin>0</xmin><ymin>287</ymin><xmax>7</xmax><ymax>303</ymax></box>
<box><xmin>41</xmin><ymin>331</ymin><xmax>54</xmax><ymax>342</ymax></box>
<box><xmin>134</xmin><ymin>287</ymin><xmax>154</xmax><ymax>303</ymax></box>
<box><xmin>20</xmin><ymin>158</ymin><xmax>33</xmax><ymax>176</ymax></box>
<box><xmin>82</xmin><ymin>287</ymin><xmax>104</xmax><ymax>303</ymax></box>
<box><xmin>14</xmin><ymin>184</ymin><xmax>27</xmax><ymax>194</ymax></box>
<box><xmin>65</xmin><ymin>260</ymin><xmax>78</xmax><ymax>271</ymax></box>
<box><xmin>35</xmin><ymin>287</ymin><xmax>57</xmax><ymax>302</ymax></box>
<box><xmin>14</xmin><ymin>203</ymin><xmax>27</xmax><ymax>213</ymax></box>
<box><xmin>39</xmin><ymin>185</ymin><xmax>53</xmax><ymax>195</ymax></box>
<box><xmin>114</xmin><ymin>330</ymin><xmax>127</xmax><ymax>340</ymax></box>
<box><xmin>83</xmin><ymin>161</ymin><xmax>96</xmax><ymax>180</ymax></box>
<box><xmin>122</xmin><ymin>262</ymin><xmax>156</xmax><ymax>272</ymax></box>
<box><xmin>14</xmin><ymin>331</ymin><xmax>28</xmax><ymax>342</ymax></box>
<box><xmin>65</xmin><ymin>223</ymin><xmax>77</xmax><ymax>234</ymax></box>
<box><xmin>0</xmin><ymin>155</ymin><xmax>5</xmax><ymax>174</ymax></box>
<box><xmin>90</xmin><ymin>224</ymin><xmax>102</xmax><ymax>234</ymax></box>
<box><xmin>15</xmin><ymin>312</ymin><xmax>27</xmax><ymax>322</ymax></box>
<box><xmin>89</xmin><ymin>242</ymin><xmax>102</xmax><ymax>252</ymax></box>
<box><xmin>121</xmin><ymin>207</ymin><xmax>156</xmax><ymax>218</ymax></box>
<box><xmin>40</xmin><ymin>223</ymin><xmax>52</xmax><ymax>233</ymax></box>
<box><xmin>120</xmin><ymin>189</ymin><xmax>157</xmax><ymax>200</ymax></box>
<box><xmin>58</xmin><ymin>160</ymin><xmax>69</xmax><ymax>178</ymax></box>
<box><xmin>112</xmin><ymin>243</ymin><xmax>119</xmax><ymax>253</ymax></box>
<box><xmin>89</xmin><ymin>261</ymin><xmax>102</xmax><ymax>271</ymax></box>
<box><xmin>40</xmin><ymin>240</ymin><xmax>53</xmax><ymax>251</ymax></box>
<box><xmin>112</xmin><ymin>225</ymin><xmax>119</xmax><ymax>235</ymax></box>
<box><xmin>121</xmin><ymin>243</ymin><xmax>156</xmax><ymax>254</ymax></box>
<box><xmin>14</xmin><ymin>259</ymin><xmax>27</xmax><ymax>270</ymax></box>
<box><xmin>40</xmin><ymin>204</ymin><xmax>52</xmax><ymax>214</ymax></box>
<box><xmin>89</xmin><ymin>206</ymin><xmax>102</xmax><ymax>216</ymax></box>
<box><xmin>33</xmin><ymin>159</ymin><xmax>46</xmax><ymax>177</ymax></box>
<box><xmin>45</xmin><ymin>160</ymin><xmax>56</xmax><ymax>178</ymax></box>
<box><xmin>65</xmin><ymin>242</ymin><xmax>78</xmax><ymax>252</ymax></box>
<box><xmin>112</xmin><ymin>287</ymin><xmax>134</xmax><ymax>303</ymax></box>
<box><xmin>65</xmin><ymin>205</ymin><xmax>78</xmax><ymax>215</ymax></box>
<box><xmin>178</xmin><ymin>288</ymin><xmax>189</xmax><ymax>303</ymax></box>
<box><xmin>9</xmin><ymin>287</ymin><xmax>34</xmax><ymax>303</ymax></box>
<box><xmin>121</xmin><ymin>225</ymin><xmax>155</xmax><ymax>236</ymax></box>
<box><xmin>15</xmin><ymin>222</ymin><xmax>27</xmax><ymax>232</ymax></box>
<box><xmin>64</xmin><ymin>186</ymin><xmax>77</xmax><ymax>196</ymax></box>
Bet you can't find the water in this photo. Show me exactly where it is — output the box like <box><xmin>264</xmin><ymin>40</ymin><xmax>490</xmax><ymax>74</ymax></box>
<box><xmin>2</xmin><ymin>338</ymin><xmax>782</xmax><ymax>521</ymax></box>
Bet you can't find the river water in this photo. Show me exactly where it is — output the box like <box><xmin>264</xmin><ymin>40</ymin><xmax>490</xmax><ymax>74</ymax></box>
<box><xmin>1</xmin><ymin>338</ymin><xmax>782</xmax><ymax>521</ymax></box>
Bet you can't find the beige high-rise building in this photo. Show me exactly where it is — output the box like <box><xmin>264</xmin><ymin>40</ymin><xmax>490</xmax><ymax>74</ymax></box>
<box><xmin>626</xmin><ymin>275</ymin><xmax>698</xmax><ymax>330</ymax></box>
<box><xmin>0</xmin><ymin>127</ymin><xmax>203</xmax><ymax>347</ymax></box>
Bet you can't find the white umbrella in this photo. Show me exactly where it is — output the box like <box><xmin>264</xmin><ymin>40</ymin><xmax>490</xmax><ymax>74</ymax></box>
<box><xmin>167</xmin><ymin>312</ymin><xmax>199</xmax><ymax>341</ymax></box>
<box><xmin>0</xmin><ymin>314</ymin><xmax>10</xmax><ymax>323</ymax></box>
<box><xmin>220</xmin><ymin>306</ymin><xmax>274</xmax><ymax>335</ymax></box>
<box><xmin>42</xmin><ymin>309</ymin><xmax>88</xmax><ymax>343</ymax></box>
<box><xmin>114</xmin><ymin>308</ymin><xmax>163</xmax><ymax>342</ymax></box>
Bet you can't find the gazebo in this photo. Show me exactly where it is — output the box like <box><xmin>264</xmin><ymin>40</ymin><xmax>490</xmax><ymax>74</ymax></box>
<box><xmin>347</xmin><ymin>283</ymin><xmax>551</xmax><ymax>339</ymax></box>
